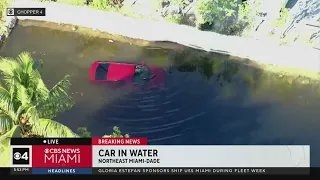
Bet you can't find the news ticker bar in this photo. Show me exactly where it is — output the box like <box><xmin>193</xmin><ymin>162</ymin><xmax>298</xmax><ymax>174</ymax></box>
<box><xmin>9</xmin><ymin>167</ymin><xmax>310</xmax><ymax>175</ymax></box>
<box><xmin>6</xmin><ymin>8</ymin><xmax>46</xmax><ymax>16</ymax></box>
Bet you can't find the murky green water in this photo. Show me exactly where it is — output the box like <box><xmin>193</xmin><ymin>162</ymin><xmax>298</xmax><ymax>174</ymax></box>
<box><xmin>1</xmin><ymin>20</ymin><xmax>320</xmax><ymax>166</ymax></box>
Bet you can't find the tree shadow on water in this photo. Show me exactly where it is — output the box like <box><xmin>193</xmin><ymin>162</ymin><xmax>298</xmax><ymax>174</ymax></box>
<box><xmin>163</xmin><ymin>48</ymin><xmax>272</xmax><ymax>144</ymax></box>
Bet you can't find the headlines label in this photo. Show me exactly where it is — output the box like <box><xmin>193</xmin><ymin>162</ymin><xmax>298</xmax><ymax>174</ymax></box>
<box><xmin>32</xmin><ymin>168</ymin><xmax>92</xmax><ymax>174</ymax></box>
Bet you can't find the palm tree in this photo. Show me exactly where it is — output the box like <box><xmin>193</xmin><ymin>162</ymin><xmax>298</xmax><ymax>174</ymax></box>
<box><xmin>0</xmin><ymin>125</ymin><xmax>23</xmax><ymax>167</ymax></box>
<box><xmin>0</xmin><ymin>52</ymin><xmax>78</xmax><ymax>137</ymax></box>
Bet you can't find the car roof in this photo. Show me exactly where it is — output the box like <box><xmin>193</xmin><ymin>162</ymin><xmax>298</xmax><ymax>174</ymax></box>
<box><xmin>93</xmin><ymin>61</ymin><xmax>136</xmax><ymax>81</ymax></box>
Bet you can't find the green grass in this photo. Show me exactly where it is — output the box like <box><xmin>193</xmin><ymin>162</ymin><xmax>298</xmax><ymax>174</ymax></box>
<box><xmin>165</xmin><ymin>14</ymin><xmax>184</xmax><ymax>24</ymax></box>
<box><xmin>0</xmin><ymin>0</ymin><xmax>10</xmax><ymax>36</ymax></box>
<box><xmin>0</xmin><ymin>0</ymin><xmax>9</xmax><ymax>19</ymax></box>
<box><xmin>56</xmin><ymin>0</ymin><xmax>85</xmax><ymax>6</ymax></box>
<box><xmin>270</xmin><ymin>6</ymin><xmax>290</xmax><ymax>28</ymax></box>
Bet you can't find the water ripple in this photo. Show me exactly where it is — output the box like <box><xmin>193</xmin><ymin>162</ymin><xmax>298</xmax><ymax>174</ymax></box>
<box><xmin>101</xmin><ymin>71</ymin><xmax>211</xmax><ymax>142</ymax></box>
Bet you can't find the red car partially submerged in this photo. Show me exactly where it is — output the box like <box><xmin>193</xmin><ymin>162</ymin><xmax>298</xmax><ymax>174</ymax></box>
<box><xmin>89</xmin><ymin>61</ymin><xmax>167</xmax><ymax>88</ymax></box>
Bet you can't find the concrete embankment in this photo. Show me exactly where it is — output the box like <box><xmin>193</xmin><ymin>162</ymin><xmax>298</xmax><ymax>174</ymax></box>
<box><xmin>8</xmin><ymin>0</ymin><xmax>320</xmax><ymax>73</ymax></box>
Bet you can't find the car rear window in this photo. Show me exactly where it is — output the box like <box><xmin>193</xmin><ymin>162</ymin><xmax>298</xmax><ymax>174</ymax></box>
<box><xmin>95</xmin><ymin>63</ymin><xmax>110</xmax><ymax>80</ymax></box>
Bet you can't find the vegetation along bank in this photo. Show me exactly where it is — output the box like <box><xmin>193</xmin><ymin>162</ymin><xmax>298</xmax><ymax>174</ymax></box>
<box><xmin>2</xmin><ymin>0</ymin><xmax>319</xmax><ymax>72</ymax></box>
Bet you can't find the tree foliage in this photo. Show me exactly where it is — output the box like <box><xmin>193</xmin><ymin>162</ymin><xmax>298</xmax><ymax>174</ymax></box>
<box><xmin>0</xmin><ymin>0</ymin><xmax>9</xmax><ymax>20</ymax></box>
<box><xmin>103</xmin><ymin>126</ymin><xmax>129</xmax><ymax>138</ymax></box>
<box><xmin>0</xmin><ymin>125</ymin><xmax>24</xmax><ymax>167</ymax></box>
<box><xmin>0</xmin><ymin>52</ymin><xmax>75</xmax><ymax>135</ymax></box>
<box><xmin>77</xmin><ymin>126</ymin><xmax>129</xmax><ymax>138</ymax></box>
<box><xmin>89</xmin><ymin>0</ymin><xmax>124</xmax><ymax>10</ymax></box>
<box><xmin>0</xmin><ymin>52</ymin><xmax>129</xmax><ymax>167</ymax></box>
<box><xmin>195</xmin><ymin>0</ymin><xmax>238</xmax><ymax>25</ymax></box>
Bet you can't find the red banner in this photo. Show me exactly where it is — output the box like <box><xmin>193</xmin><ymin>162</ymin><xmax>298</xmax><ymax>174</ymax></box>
<box><xmin>32</xmin><ymin>145</ymin><xmax>92</xmax><ymax>168</ymax></box>
<box><xmin>91</xmin><ymin>138</ymin><xmax>147</xmax><ymax>145</ymax></box>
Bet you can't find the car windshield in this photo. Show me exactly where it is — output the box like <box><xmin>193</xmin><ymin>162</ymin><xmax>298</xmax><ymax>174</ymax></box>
<box><xmin>134</xmin><ymin>65</ymin><xmax>152</xmax><ymax>80</ymax></box>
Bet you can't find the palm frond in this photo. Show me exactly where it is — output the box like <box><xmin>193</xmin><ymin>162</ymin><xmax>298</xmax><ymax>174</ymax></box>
<box><xmin>1</xmin><ymin>52</ymin><xmax>49</xmax><ymax>106</ymax></box>
<box><xmin>0</xmin><ymin>87</ymin><xmax>15</xmax><ymax>121</ymax></box>
<box><xmin>31</xmin><ymin>72</ymin><xmax>49</xmax><ymax>103</ymax></box>
<box><xmin>24</xmin><ymin>106</ymin><xmax>40</xmax><ymax>126</ymax></box>
<box><xmin>16</xmin><ymin>52</ymin><xmax>35</xmax><ymax>90</ymax></box>
<box><xmin>14</xmin><ymin>104</ymin><xmax>30</xmax><ymax>121</ymax></box>
<box><xmin>37</xmin><ymin>75</ymin><xmax>75</xmax><ymax>119</ymax></box>
<box><xmin>1</xmin><ymin>63</ymin><xmax>24</xmax><ymax>99</ymax></box>
<box><xmin>50</xmin><ymin>75</ymin><xmax>72</xmax><ymax>95</ymax></box>
<box><xmin>0</xmin><ymin>114</ymin><xmax>13</xmax><ymax>134</ymax></box>
<box><xmin>15</xmin><ymin>82</ymin><xmax>32</xmax><ymax>106</ymax></box>
<box><xmin>0</xmin><ymin>125</ymin><xmax>24</xmax><ymax>167</ymax></box>
<box><xmin>0</xmin><ymin>125</ymin><xmax>24</xmax><ymax>141</ymax></box>
<box><xmin>17</xmin><ymin>52</ymin><xmax>34</xmax><ymax>71</ymax></box>
<box><xmin>31</xmin><ymin>119</ymin><xmax>79</xmax><ymax>138</ymax></box>
<box><xmin>0</xmin><ymin>57</ymin><xmax>18</xmax><ymax>77</ymax></box>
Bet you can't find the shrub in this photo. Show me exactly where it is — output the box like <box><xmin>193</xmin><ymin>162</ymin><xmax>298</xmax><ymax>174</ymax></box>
<box><xmin>195</xmin><ymin>0</ymin><xmax>259</xmax><ymax>35</ymax></box>
<box><xmin>195</xmin><ymin>0</ymin><xmax>238</xmax><ymax>26</ymax></box>
<box><xmin>77</xmin><ymin>127</ymin><xmax>91</xmax><ymax>137</ymax></box>
<box><xmin>89</xmin><ymin>0</ymin><xmax>110</xmax><ymax>10</ymax></box>
<box><xmin>270</xmin><ymin>6</ymin><xmax>290</xmax><ymax>28</ymax></box>
<box><xmin>89</xmin><ymin>0</ymin><xmax>124</xmax><ymax>10</ymax></box>
<box><xmin>165</xmin><ymin>14</ymin><xmax>184</xmax><ymax>24</ymax></box>
<box><xmin>35</xmin><ymin>0</ymin><xmax>54</xmax><ymax>2</ymax></box>
<box><xmin>230</xmin><ymin>1</ymin><xmax>260</xmax><ymax>36</ymax></box>
<box><xmin>77</xmin><ymin>126</ymin><xmax>129</xmax><ymax>138</ymax></box>
<box><xmin>171</xmin><ymin>0</ymin><xmax>190</xmax><ymax>9</ymax></box>
<box><xmin>103</xmin><ymin>126</ymin><xmax>129</xmax><ymax>138</ymax></box>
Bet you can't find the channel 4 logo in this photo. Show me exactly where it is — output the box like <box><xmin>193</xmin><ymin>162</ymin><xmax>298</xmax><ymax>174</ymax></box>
<box><xmin>12</xmin><ymin>147</ymin><xmax>30</xmax><ymax>165</ymax></box>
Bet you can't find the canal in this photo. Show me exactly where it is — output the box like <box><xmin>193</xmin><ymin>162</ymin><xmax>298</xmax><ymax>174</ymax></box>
<box><xmin>1</xmin><ymin>20</ymin><xmax>320</xmax><ymax>166</ymax></box>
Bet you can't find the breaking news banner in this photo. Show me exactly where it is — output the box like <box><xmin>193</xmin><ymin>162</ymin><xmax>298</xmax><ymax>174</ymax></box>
<box><xmin>6</xmin><ymin>8</ymin><xmax>46</xmax><ymax>16</ymax></box>
<box><xmin>9</xmin><ymin>138</ymin><xmax>310</xmax><ymax>175</ymax></box>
